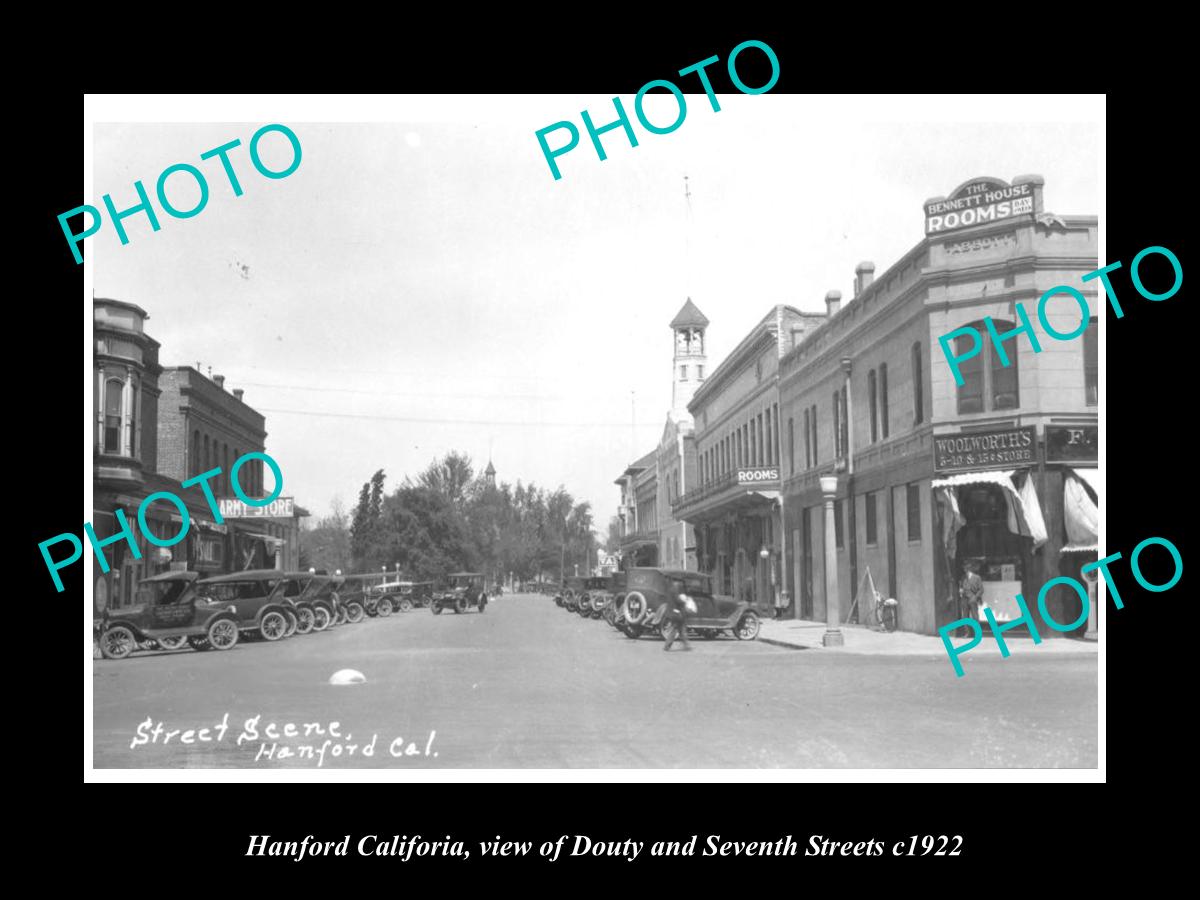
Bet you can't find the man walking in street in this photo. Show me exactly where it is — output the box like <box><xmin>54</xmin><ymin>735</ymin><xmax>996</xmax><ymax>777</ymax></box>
<box><xmin>663</xmin><ymin>578</ymin><xmax>693</xmax><ymax>652</ymax></box>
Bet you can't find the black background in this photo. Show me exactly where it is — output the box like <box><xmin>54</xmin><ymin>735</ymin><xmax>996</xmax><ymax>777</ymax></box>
<box><xmin>24</xmin><ymin>21</ymin><xmax>1182</xmax><ymax>887</ymax></box>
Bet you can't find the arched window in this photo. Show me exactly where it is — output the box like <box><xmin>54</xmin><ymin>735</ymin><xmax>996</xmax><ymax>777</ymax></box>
<box><xmin>956</xmin><ymin>320</ymin><xmax>1020</xmax><ymax>414</ymax></box>
<box><xmin>222</xmin><ymin>444</ymin><xmax>229</xmax><ymax>494</ymax></box>
<box><xmin>912</xmin><ymin>343</ymin><xmax>924</xmax><ymax>424</ymax></box>
<box><xmin>192</xmin><ymin>430</ymin><xmax>201</xmax><ymax>477</ymax></box>
<box><xmin>103</xmin><ymin>379</ymin><xmax>123</xmax><ymax>453</ymax></box>
<box><xmin>203</xmin><ymin>435</ymin><xmax>210</xmax><ymax>473</ymax></box>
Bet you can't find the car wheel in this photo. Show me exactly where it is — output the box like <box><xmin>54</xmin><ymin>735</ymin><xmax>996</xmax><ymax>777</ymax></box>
<box><xmin>659</xmin><ymin>620</ymin><xmax>676</xmax><ymax>642</ymax></box>
<box><xmin>431</xmin><ymin>603</ymin><xmax>443</xmax><ymax>615</ymax></box>
<box><xmin>157</xmin><ymin>634</ymin><xmax>189</xmax><ymax>651</ymax></box>
<box><xmin>312</xmin><ymin>606</ymin><xmax>332</xmax><ymax>631</ymax></box>
<box><xmin>623</xmin><ymin>591</ymin><xmax>648</xmax><ymax>625</ymax></box>
<box><xmin>259</xmin><ymin>610</ymin><xmax>288</xmax><ymax>641</ymax></box>
<box><xmin>398</xmin><ymin>597</ymin><xmax>414</xmax><ymax>612</ymax></box>
<box><xmin>188</xmin><ymin>635</ymin><xmax>211</xmax><ymax>651</ymax></box>
<box><xmin>346</xmin><ymin>602</ymin><xmax>365</xmax><ymax>624</ymax></box>
<box><xmin>294</xmin><ymin>607</ymin><xmax>315</xmax><ymax>634</ymax></box>
<box><xmin>283</xmin><ymin>611</ymin><xmax>298</xmax><ymax>637</ymax></box>
<box><xmin>207</xmin><ymin>618</ymin><xmax>240</xmax><ymax>651</ymax></box>
<box><xmin>454</xmin><ymin>597</ymin><xmax>467</xmax><ymax>614</ymax></box>
<box><xmin>377</xmin><ymin>598</ymin><xmax>393</xmax><ymax>617</ymax></box>
<box><xmin>100</xmin><ymin>626</ymin><xmax>136</xmax><ymax>659</ymax></box>
<box><xmin>336</xmin><ymin>607</ymin><xmax>348</xmax><ymax>625</ymax></box>
<box><xmin>734</xmin><ymin>611</ymin><xmax>761</xmax><ymax>641</ymax></box>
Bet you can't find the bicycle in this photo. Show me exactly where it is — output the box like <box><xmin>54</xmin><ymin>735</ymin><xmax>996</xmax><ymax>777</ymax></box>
<box><xmin>868</xmin><ymin>590</ymin><xmax>899</xmax><ymax>632</ymax></box>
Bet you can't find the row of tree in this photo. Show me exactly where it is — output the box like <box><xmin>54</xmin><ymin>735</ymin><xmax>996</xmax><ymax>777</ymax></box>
<box><xmin>301</xmin><ymin>452</ymin><xmax>598</xmax><ymax>585</ymax></box>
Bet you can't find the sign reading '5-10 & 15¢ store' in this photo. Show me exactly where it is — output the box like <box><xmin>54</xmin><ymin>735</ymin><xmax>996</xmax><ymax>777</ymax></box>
<box><xmin>933</xmin><ymin>426</ymin><xmax>1036</xmax><ymax>474</ymax></box>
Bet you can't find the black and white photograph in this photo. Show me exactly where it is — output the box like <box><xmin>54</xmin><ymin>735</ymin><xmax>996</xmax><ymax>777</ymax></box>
<box><xmin>78</xmin><ymin>92</ymin><xmax>1106</xmax><ymax>775</ymax></box>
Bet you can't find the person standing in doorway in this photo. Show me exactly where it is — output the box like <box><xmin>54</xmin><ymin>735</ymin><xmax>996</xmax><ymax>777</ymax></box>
<box><xmin>958</xmin><ymin>559</ymin><xmax>984</xmax><ymax>637</ymax></box>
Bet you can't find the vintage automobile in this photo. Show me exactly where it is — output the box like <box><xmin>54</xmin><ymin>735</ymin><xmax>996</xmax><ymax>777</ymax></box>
<box><xmin>618</xmin><ymin>568</ymin><xmax>762</xmax><ymax>641</ymax></box>
<box><xmin>369</xmin><ymin>580</ymin><xmax>435</xmax><ymax>615</ymax></box>
<box><xmin>600</xmin><ymin>572</ymin><xmax>628</xmax><ymax>627</ymax></box>
<box><xmin>576</xmin><ymin>576</ymin><xmax>615</xmax><ymax>619</ymax></box>
<box><xmin>297</xmin><ymin>574</ymin><xmax>342</xmax><ymax>629</ymax></box>
<box><xmin>195</xmin><ymin>570</ymin><xmax>303</xmax><ymax>640</ymax></box>
<box><xmin>96</xmin><ymin>571</ymin><xmax>241</xmax><ymax>659</ymax></box>
<box><xmin>331</xmin><ymin>575</ymin><xmax>370</xmax><ymax>623</ymax></box>
<box><xmin>430</xmin><ymin>572</ymin><xmax>488</xmax><ymax>614</ymax></box>
<box><xmin>271</xmin><ymin>572</ymin><xmax>319</xmax><ymax>633</ymax></box>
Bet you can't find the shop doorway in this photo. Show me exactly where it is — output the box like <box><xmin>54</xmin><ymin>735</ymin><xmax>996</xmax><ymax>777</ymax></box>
<box><xmin>954</xmin><ymin>482</ymin><xmax>1028</xmax><ymax>623</ymax></box>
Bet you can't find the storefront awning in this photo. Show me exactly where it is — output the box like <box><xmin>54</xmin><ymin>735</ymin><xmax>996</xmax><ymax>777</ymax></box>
<box><xmin>237</xmin><ymin>530</ymin><xmax>286</xmax><ymax>547</ymax></box>
<box><xmin>1063</xmin><ymin>467</ymin><xmax>1100</xmax><ymax>552</ymax></box>
<box><xmin>933</xmin><ymin>467</ymin><xmax>1047</xmax><ymax>554</ymax></box>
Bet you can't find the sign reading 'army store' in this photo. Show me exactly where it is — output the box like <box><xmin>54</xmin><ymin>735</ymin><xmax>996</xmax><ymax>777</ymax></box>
<box><xmin>933</xmin><ymin>427</ymin><xmax>1036</xmax><ymax>474</ymax></box>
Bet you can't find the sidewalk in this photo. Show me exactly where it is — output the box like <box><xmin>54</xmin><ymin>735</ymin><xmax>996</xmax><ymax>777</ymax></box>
<box><xmin>758</xmin><ymin>617</ymin><xmax>1099</xmax><ymax>657</ymax></box>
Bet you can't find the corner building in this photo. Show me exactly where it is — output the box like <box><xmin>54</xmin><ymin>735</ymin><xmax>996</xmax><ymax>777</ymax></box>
<box><xmin>778</xmin><ymin>175</ymin><xmax>1099</xmax><ymax>635</ymax></box>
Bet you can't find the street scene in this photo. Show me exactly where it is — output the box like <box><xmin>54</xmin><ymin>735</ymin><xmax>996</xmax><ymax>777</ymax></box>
<box><xmin>94</xmin><ymin>591</ymin><xmax>1095</xmax><ymax>768</ymax></box>
<box><xmin>86</xmin><ymin>97</ymin><xmax>1102</xmax><ymax>771</ymax></box>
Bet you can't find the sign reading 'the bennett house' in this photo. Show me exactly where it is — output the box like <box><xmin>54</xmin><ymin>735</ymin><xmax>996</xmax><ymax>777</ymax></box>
<box><xmin>933</xmin><ymin>427</ymin><xmax>1036</xmax><ymax>474</ymax></box>
<box><xmin>217</xmin><ymin>496</ymin><xmax>295</xmax><ymax>519</ymax></box>
<box><xmin>925</xmin><ymin>178</ymin><xmax>1034</xmax><ymax>235</ymax></box>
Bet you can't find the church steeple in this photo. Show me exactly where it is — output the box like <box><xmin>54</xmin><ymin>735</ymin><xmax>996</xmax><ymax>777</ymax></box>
<box><xmin>484</xmin><ymin>458</ymin><xmax>496</xmax><ymax>486</ymax></box>
<box><xmin>670</xmin><ymin>298</ymin><xmax>708</xmax><ymax>420</ymax></box>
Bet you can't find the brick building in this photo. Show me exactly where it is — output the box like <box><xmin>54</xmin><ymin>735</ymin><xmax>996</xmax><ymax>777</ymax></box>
<box><xmin>672</xmin><ymin>304</ymin><xmax>826</xmax><ymax>615</ymax></box>
<box><xmin>157</xmin><ymin>367</ymin><xmax>305</xmax><ymax>572</ymax></box>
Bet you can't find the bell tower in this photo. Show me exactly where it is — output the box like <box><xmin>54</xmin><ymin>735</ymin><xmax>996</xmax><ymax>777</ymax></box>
<box><xmin>670</xmin><ymin>297</ymin><xmax>709</xmax><ymax>421</ymax></box>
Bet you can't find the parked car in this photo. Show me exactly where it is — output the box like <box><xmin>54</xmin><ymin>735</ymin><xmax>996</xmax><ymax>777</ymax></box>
<box><xmin>618</xmin><ymin>568</ymin><xmax>761</xmax><ymax>641</ymax></box>
<box><xmin>575</xmin><ymin>576</ymin><xmax>613</xmax><ymax>619</ymax></box>
<box><xmin>96</xmin><ymin>571</ymin><xmax>241</xmax><ymax>659</ymax></box>
<box><xmin>297</xmin><ymin>574</ymin><xmax>342</xmax><ymax>629</ymax></box>
<box><xmin>195</xmin><ymin>569</ymin><xmax>303</xmax><ymax>640</ymax></box>
<box><xmin>431</xmin><ymin>572</ymin><xmax>488</xmax><ymax>614</ymax></box>
<box><xmin>333</xmin><ymin>575</ymin><xmax>372</xmax><ymax>623</ymax></box>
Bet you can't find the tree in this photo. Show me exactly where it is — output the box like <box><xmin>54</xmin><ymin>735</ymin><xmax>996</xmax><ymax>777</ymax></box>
<box><xmin>301</xmin><ymin>497</ymin><xmax>351</xmax><ymax>573</ymax></box>
<box><xmin>605</xmin><ymin>516</ymin><xmax>622</xmax><ymax>553</ymax></box>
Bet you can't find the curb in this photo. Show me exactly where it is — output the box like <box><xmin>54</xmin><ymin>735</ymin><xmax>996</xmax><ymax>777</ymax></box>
<box><xmin>758</xmin><ymin>636</ymin><xmax>815</xmax><ymax>652</ymax></box>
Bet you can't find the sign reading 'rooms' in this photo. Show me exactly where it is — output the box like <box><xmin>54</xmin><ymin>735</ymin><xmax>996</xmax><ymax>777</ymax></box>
<box><xmin>925</xmin><ymin>178</ymin><xmax>1034</xmax><ymax>235</ymax></box>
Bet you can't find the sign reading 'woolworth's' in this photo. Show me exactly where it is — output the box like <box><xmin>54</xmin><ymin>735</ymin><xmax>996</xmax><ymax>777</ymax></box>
<box><xmin>933</xmin><ymin>426</ymin><xmax>1036</xmax><ymax>474</ymax></box>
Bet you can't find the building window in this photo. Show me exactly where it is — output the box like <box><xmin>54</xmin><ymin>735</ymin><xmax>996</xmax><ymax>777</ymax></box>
<box><xmin>907</xmin><ymin>483</ymin><xmax>921</xmax><ymax>542</ymax></box>
<box><xmin>810</xmin><ymin>405</ymin><xmax>818</xmax><ymax>465</ymax></box>
<box><xmin>865</xmin><ymin>492</ymin><xmax>878</xmax><ymax>546</ymax></box>
<box><xmin>758</xmin><ymin>413</ymin><xmax>765</xmax><ymax>465</ymax></box>
<box><xmin>880</xmin><ymin>363</ymin><xmax>889</xmax><ymax>439</ymax></box>
<box><xmin>868</xmin><ymin>370</ymin><xmax>878</xmax><ymax>443</ymax></box>
<box><xmin>680</xmin><ymin>365</ymin><xmax>687</xmax><ymax>380</ymax></box>
<box><xmin>749</xmin><ymin>422</ymin><xmax>756</xmax><ymax>468</ymax></box>
<box><xmin>956</xmin><ymin>319</ymin><xmax>1020</xmax><ymax>414</ymax></box>
<box><xmin>912</xmin><ymin>343</ymin><xmax>924</xmax><ymax>425</ymax></box>
<box><xmin>773</xmin><ymin>403</ymin><xmax>780</xmax><ymax>466</ymax></box>
<box><xmin>193</xmin><ymin>430</ymin><xmax>201</xmax><ymax>477</ymax></box>
<box><xmin>1084</xmin><ymin>317</ymin><xmax>1098</xmax><ymax>406</ymax></box>
<box><xmin>840</xmin><ymin>386</ymin><xmax>849</xmax><ymax>460</ymax></box>
<box><xmin>697</xmin><ymin>365</ymin><xmax>704</xmax><ymax>380</ymax></box>
<box><xmin>788</xmin><ymin>418</ymin><xmax>795</xmax><ymax>475</ymax></box>
<box><xmin>103</xmin><ymin>378</ymin><xmax>123</xmax><ymax>453</ymax></box>
<box><xmin>834</xmin><ymin>498</ymin><xmax>844</xmax><ymax>549</ymax></box>
<box><xmin>764</xmin><ymin>409</ymin><xmax>771</xmax><ymax>465</ymax></box>
<box><xmin>803</xmin><ymin>409</ymin><xmax>811</xmax><ymax>468</ymax></box>
<box><xmin>832</xmin><ymin>391</ymin><xmax>841</xmax><ymax>458</ymax></box>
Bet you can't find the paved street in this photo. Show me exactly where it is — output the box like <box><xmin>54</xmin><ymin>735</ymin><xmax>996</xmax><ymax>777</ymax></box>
<box><xmin>93</xmin><ymin>594</ymin><xmax>1097</xmax><ymax>769</ymax></box>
